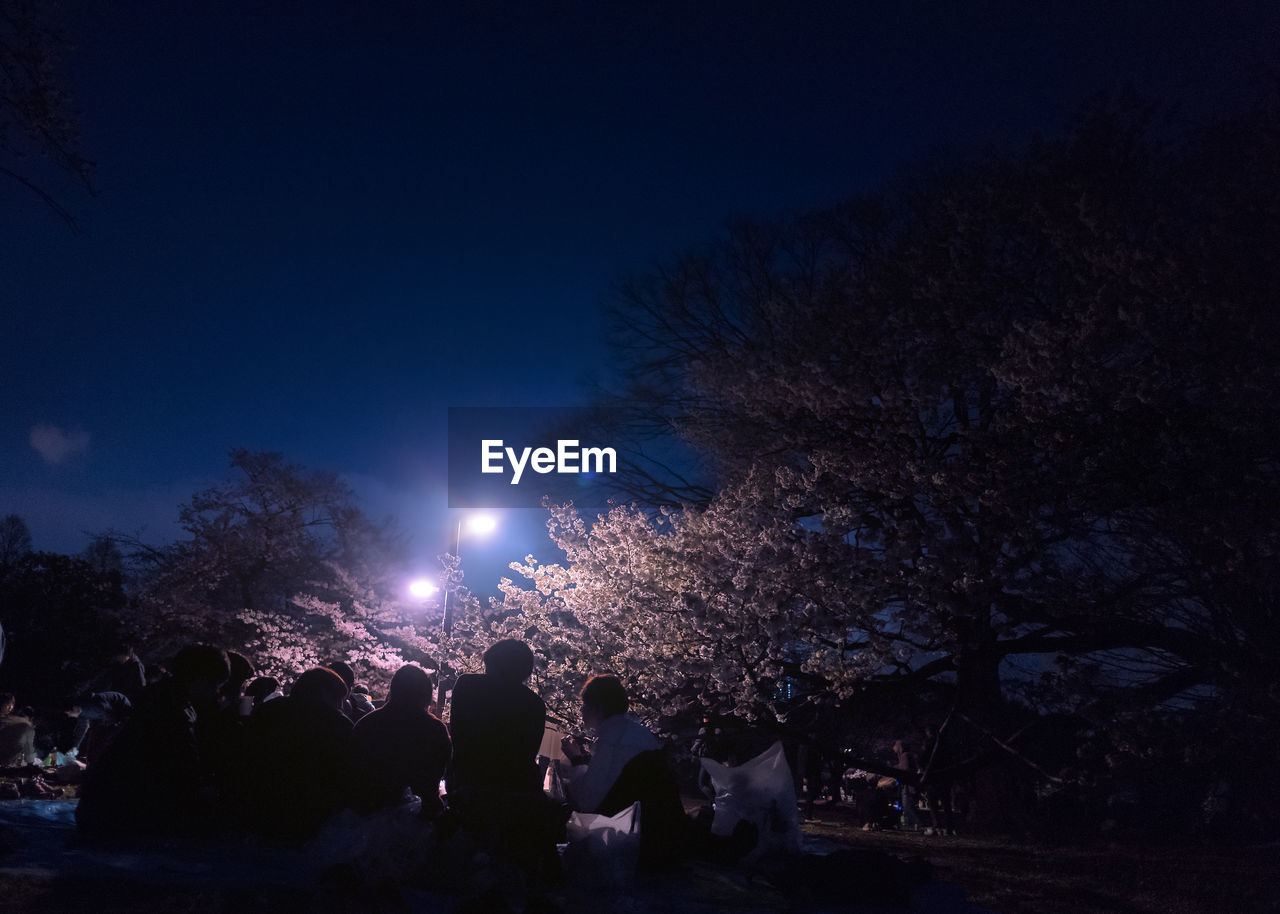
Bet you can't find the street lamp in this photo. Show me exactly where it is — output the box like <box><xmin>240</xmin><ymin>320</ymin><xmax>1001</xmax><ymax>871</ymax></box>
<box><xmin>442</xmin><ymin>512</ymin><xmax>498</xmax><ymax>635</ymax></box>
<box><xmin>437</xmin><ymin>512</ymin><xmax>497</xmax><ymax>714</ymax></box>
<box><xmin>408</xmin><ymin>579</ymin><xmax>438</xmax><ymax>600</ymax></box>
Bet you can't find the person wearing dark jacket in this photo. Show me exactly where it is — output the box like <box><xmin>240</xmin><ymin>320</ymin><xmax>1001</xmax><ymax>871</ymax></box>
<box><xmin>446</xmin><ymin>640</ymin><xmax>564</xmax><ymax>892</ymax></box>
<box><xmin>237</xmin><ymin>666</ymin><xmax>357</xmax><ymax>842</ymax></box>
<box><xmin>446</xmin><ymin>639</ymin><xmax>546</xmax><ymax>799</ymax></box>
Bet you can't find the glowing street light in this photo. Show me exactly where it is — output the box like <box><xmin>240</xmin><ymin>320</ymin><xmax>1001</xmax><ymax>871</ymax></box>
<box><xmin>408</xmin><ymin>578</ymin><xmax>438</xmax><ymax>600</ymax></box>
<box><xmin>458</xmin><ymin>512</ymin><xmax>497</xmax><ymax>542</ymax></box>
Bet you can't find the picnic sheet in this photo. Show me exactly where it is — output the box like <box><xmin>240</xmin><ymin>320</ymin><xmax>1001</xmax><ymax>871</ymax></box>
<box><xmin>0</xmin><ymin>798</ymin><xmax>324</xmax><ymax>886</ymax></box>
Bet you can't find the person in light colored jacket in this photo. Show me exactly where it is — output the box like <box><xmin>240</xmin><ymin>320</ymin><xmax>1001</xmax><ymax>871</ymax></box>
<box><xmin>559</xmin><ymin>674</ymin><xmax>659</xmax><ymax>813</ymax></box>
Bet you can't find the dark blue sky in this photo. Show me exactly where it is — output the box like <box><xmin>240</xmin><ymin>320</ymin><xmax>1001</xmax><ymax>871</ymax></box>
<box><xmin>3</xmin><ymin>1</ymin><xmax>1277</xmax><ymax>593</ymax></box>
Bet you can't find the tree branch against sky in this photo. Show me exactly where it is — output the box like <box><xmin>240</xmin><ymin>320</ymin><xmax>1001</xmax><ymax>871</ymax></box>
<box><xmin>0</xmin><ymin>0</ymin><xmax>94</xmax><ymax>229</ymax></box>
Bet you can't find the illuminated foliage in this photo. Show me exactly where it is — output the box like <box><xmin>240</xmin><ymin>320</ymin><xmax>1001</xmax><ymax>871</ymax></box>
<box><xmin>500</xmin><ymin>99</ymin><xmax>1280</xmax><ymax>829</ymax></box>
<box><xmin>125</xmin><ymin>450</ymin><xmax>425</xmax><ymax>690</ymax></box>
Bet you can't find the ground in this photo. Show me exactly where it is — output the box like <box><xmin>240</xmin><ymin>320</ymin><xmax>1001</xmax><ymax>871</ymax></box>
<box><xmin>804</xmin><ymin>814</ymin><xmax>1280</xmax><ymax>914</ymax></box>
<box><xmin>1</xmin><ymin>796</ymin><xmax>1277</xmax><ymax>913</ymax></box>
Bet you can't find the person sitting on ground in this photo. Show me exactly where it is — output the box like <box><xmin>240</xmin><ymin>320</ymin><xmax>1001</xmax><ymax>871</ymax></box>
<box><xmin>0</xmin><ymin>692</ymin><xmax>38</xmax><ymax>767</ymax></box>
<box><xmin>560</xmin><ymin>675</ymin><xmax>660</xmax><ymax>813</ymax></box>
<box><xmin>447</xmin><ymin>639</ymin><xmax>547</xmax><ymax>800</ymax></box>
<box><xmin>560</xmin><ymin>675</ymin><xmax>688</xmax><ymax>868</ymax></box>
<box><xmin>237</xmin><ymin>666</ymin><xmax>357</xmax><ymax>841</ymax></box>
<box><xmin>447</xmin><ymin>639</ymin><xmax>565</xmax><ymax>891</ymax></box>
<box><xmin>75</xmin><ymin>644</ymin><xmax>230</xmax><ymax>838</ymax></box>
<box><xmin>197</xmin><ymin>648</ymin><xmax>258</xmax><ymax>820</ymax></box>
<box><xmin>351</xmin><ymin>665</ymin><xmax>450</xmax><ymax>818</ymax></box>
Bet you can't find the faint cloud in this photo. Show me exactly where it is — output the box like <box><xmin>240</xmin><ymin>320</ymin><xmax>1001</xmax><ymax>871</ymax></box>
<box><xmin>29</xmin><ymin>424</ymin><xmax>91</xmax><ymax>465</ymax></box>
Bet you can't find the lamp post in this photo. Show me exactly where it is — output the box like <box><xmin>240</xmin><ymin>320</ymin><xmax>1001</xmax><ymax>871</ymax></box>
<box><xmin>441</xmin><ymin>512</ymin><xmax>497</xmax><ymax>635</ymax></box>
<box><xmin>437</xmin><ymin>512</ymin><xmax>496</xmax><ymax>713</ymax></box>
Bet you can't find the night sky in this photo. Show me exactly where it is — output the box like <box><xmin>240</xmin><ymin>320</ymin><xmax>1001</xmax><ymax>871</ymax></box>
<box><xmin>3</xmin><ymin>1</ymin><xmax>1277</xmax><ymax>594</ymax></box>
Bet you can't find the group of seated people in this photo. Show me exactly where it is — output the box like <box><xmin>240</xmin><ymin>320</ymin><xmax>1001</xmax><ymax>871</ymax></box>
<box><xmin>71</xmin><ymin>637</ymin><xmax>691</xmax><ymax>882</ymax></box>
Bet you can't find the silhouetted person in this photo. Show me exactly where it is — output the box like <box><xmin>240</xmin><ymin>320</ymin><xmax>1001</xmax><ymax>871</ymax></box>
<box><xmin>197</xmin><ymin>649</ymin><xmax>258</xmax><ymax>823</ymax></box>
<box><xmin>351</xmin><ymin>665</ymin><xmax>450</xmax><ymax>817</ymax></box>
<box><xmin>920</xmin><ymin>725</ymin><xmax>958</xmax><ymax>835</ymax></box>
<box><xmin>447</xmin><ymin>639</ymin><xmax>564</xmax><ymax>892</ymax></box>
<box><xmin>447</xmin><ymin>639</ymin><xmax>546</xmax><ymax>799</ymax></box>
<box><xmin>75</xmin><ymin>644</ymin><xmax>230</xmax><ymax>839</ymax></box>
<box><xmin>70</xmin><ymin>644</ymin><xmax>146</xmax><ymax>761</ymax></box>
<box><xmin>238</xmin><ymin>666</ymin><xmax>356</xmax><ymax>841</ymax></box>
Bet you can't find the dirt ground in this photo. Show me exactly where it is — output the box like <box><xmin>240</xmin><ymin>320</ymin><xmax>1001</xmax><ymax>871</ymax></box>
<box><xmin>803</xmin><ymin>808</ymin><xmax>1280</xmax><ymax>914</ymax></box>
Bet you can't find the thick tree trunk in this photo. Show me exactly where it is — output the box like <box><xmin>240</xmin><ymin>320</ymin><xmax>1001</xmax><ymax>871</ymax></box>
<box><xmin>952</xmin><ymin>621</ymin><xmax>1032</xmax><ymax>833</ymax></box>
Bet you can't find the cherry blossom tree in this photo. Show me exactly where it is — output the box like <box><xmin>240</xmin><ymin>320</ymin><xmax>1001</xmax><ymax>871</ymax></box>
<box><xmin>123</xmin><ymin>450</ymin><xmax>430</xmax><ymax>691</ymax></box>
<box><xmin>500</xmin><ymin>98</ymin><xmax>1280</xmax><ymax>830</ymax></box>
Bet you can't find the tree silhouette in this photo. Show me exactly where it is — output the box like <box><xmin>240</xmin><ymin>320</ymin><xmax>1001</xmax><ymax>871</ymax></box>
<box><xmin>0</xmin><ymin>0</ymin><xmax>94</xmax><ymax>229</ymax></box>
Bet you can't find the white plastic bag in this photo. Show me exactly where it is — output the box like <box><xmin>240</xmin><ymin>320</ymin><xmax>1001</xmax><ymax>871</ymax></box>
<box><xmin>700</xmin><ymin>740</ymin><xmax>803</xmax><ymax>858</ymax></box>
<box><xmin>564</xmin><ymin>801</ymin><xmax>641</xmax><ymax>886</ymax></box>
<box><xmin>566</xmin><ymin>800</ymin><xmax>639</xmax><ymax>847</ymax></box>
